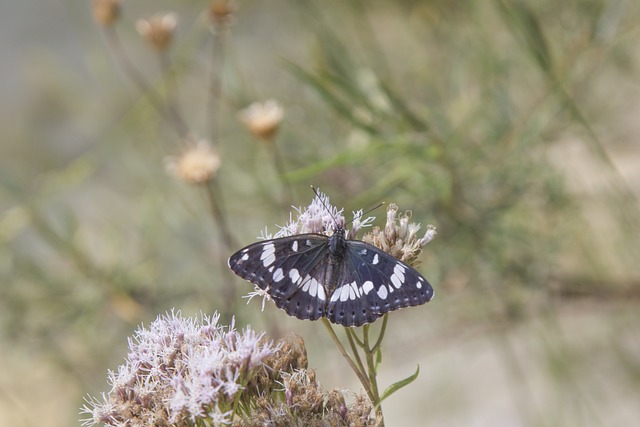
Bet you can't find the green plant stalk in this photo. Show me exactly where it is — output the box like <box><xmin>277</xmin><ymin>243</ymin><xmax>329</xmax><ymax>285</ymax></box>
<box><xmin>363</xmin><ymin>324</ymin><xmax>384</xmax><ymax>426</ymax></box>
<box><xmin>372</xmin><ymin>314</ymin><xmax>389</xmax><ymax>352</ymax></box>
<box><xmin>344</xmin><ymin>328</ymin><xmax>368</xmax><ymax>380</ymax></box>
<box><xmin>322</xmin><ymin>318</ymin><xmax>388</xmax><ymax>426</ymax></box>
<box><xmin>321</xmin><ymin>319</ymin><xmax>375</xmax><ymax>403</ymax></box>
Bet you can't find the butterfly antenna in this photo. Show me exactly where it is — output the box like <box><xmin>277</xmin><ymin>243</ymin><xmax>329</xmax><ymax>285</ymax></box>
<box><xmin>311</xmin><ymin>186</ymin><xmax>385</xmax><ymax>229</ymax></box>
<box><xmin>310</xmin><ymin>185</ymin><xmax>341</xmax><ymax>229</ymax></box>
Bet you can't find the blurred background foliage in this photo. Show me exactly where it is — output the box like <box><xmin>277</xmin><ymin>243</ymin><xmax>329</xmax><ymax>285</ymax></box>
<box><xmin>1</xmin><ymin>0</ymin><xmax>640</xmax><ymax>426</ymax></box>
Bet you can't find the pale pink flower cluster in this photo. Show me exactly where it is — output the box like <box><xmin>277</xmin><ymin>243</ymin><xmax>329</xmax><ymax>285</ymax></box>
<box><xmin>81</xmin><ymin>310</ymin><xmax>278</xmax><ymax>427</ymax></box>
<box><xmin>270</xmin><ymin>189</ymin><xmax>375</xmax><ymax>239</ymax></box>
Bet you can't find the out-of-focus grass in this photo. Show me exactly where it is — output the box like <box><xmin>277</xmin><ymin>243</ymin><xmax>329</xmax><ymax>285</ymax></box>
<box><xmin>1</xmin><ymin>1</ymin><xmax>639</xmax><ymax>426</ymax></box>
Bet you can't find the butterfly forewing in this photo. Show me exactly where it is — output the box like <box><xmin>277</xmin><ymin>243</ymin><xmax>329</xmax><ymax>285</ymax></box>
<box><xmin>228</xmin><ymin>234</ymin><xmax>332</xmax><ymax>321</ymax></box>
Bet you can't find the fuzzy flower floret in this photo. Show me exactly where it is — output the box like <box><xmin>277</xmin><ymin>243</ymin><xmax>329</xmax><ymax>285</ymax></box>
<box><xmin>80</xmin><ymin>310</ymin><xmax>278</xmax><ymax>427</ymax></box>
<box><xmin>270</xmin><ymin>190</ymin><xmax>375</xmax><ymax>239</ymax></box>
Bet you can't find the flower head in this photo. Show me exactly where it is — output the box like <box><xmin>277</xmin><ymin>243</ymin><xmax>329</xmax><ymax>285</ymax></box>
<box><xmin>209</xmin><ymin>0</ymin><xmax>237</xmax><ymax>27</ymax></box>
<box><xmin>166</xmin><ymin>138</ymin><xmax>221</xmax><ymax>185</ymax></box>
<box><xmin>93</xmin><ymin>0</ymin><xmax>121</xmax><ymax>26</ymax></box>
<box><xmin>238</xmin><ymin>100</ymin><xmax>284</xmax><ymax>141</ymax></box>
<box><xmin>80</xmin><ymin>310</ymin><xmax>278</xmax><ymax>427</ymax></box>
<box><xmin>266</xmin><ymin>190</ymin><xmax>348</xmax><ymax>238</ymax></box>
<box><xmin>136</xmin><ymin>13</ymin><xmax>178</xmax><ymax>51</ymax></box>
<box><xmin>362</xmin><ymin>203</ymin><xmax>437</xmax><ymax>268</ymax></box>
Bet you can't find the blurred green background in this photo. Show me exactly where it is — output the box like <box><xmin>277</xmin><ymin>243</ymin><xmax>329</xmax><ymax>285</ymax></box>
<box><xmin>1</xmin><ymin>0</ymin><xmax>640</xmax><ymax>426</ymax></box>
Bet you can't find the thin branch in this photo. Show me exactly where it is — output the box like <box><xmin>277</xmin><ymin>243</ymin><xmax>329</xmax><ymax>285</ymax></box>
<box><xmin>103</xmin><ymin>27</ymin><xmax>190</xmax><ymax>138</ymax></box>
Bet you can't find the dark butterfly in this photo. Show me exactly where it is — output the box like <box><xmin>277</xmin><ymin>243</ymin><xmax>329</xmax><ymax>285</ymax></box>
<box><xmin>228</xmin><ymin>225</ymin><xmax>434</xmax><ymax>327</ymax></box>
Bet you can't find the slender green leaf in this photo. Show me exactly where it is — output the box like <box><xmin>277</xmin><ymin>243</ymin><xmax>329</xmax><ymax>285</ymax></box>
<box><xmin>377</xmin><ymin>365</ymin><xmax>420</xmax><ymax>406</ymax></box>
<box><xmin>283</xmin><ymin>60</ymin><xmax>380</xmax><ymax>134</ymax></box>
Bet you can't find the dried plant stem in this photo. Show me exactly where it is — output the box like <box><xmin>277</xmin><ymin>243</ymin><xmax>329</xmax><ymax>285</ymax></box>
<box><xmin>157</xmin><ymin>51</ymin><xmax>183</xmax><ymax>124</ymax></box>
<box><xmin>204</xmin><ymin>179</ymin><xmax>237</xmax><ymax>251</ymax></box>
<box><xmin>207</xmin><ymin>25</ymin><xmax>227</xmax><ymax>143</ymax></box>
<box><xmin>268</xmin><ymin>139</ymin><xmax>293</xmax><ymax>208</ymax></box>
<box><xmin>103</xmin><ymin>27</ymin><xmax>189</xmax><ymax>138</ymax></box>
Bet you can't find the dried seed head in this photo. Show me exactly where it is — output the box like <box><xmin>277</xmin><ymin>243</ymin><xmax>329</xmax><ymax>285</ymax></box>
<box><xmin>238</xmin><ymin>100</ymin><xmax>284</xmax><ymax>141</ymax></box>
<box><xmin>209</xmin><ymin>0</ymin><xmax>237</xmax><ymax>27</ymax></box>
<box><xmin>166</xmin><ymin>138</ymin><xmax>221</xmax><ymax>185</ymax></box>
<box><xmin>136</xmin><ymin>13</ymin><xmax>177</xmax><ymax>51</ymax></box>
<box><xmin>93</xmin><ymin>0</ymin><xmax>121</xmax><ymax>26</ymax></box>
<box><xmin>362</xmin><ymin>203</ymin><xmax>437</xmax><ymax>268</ymax></box>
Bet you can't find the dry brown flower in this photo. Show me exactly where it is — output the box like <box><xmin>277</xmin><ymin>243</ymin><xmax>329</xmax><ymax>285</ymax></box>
<box><xmin>135</xmin><ymin>13</ymin><xmax>178</xmax><ymax>51</ymax></box>
<box><xmin>166</xmin><ymin>138</ymin><xmax>221</xmax><ymax>185</ymax></box>
<box><xmin>238</xmin><ymin>100</ymin><xmax>284</xmax><ymax>141</ymax></box>
<box><xmin>362</xmin><ymin>203</ymin><xmax>437</xmax><ymax>268</ymax></box>
<box><xmin>209</xmin><ymin>0</ymin><xmax>237</xmax><ymax>27</ymax></box>
<box><xmin>93</xmin><ymin>0</ymin><xmax>121</xmax><ymax>26</ymax></box>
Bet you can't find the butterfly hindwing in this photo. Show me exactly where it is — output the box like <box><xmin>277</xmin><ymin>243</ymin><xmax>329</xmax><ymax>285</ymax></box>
<box><xmin>326</xmin><ymin>241</ymin><xmax>434</xmax><ymax>327</ymax></box>
<box><xmin>228</xmin><ymin>234</ymin><xmax>331</xmax><ymax>321</ymax></box>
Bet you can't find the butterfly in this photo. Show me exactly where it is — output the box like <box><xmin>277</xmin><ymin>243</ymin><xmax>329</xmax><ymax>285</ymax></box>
<box><xmin>228</xmin><ymin>224</ymin><xmax>434</xmax><ymax>327</ymax></box>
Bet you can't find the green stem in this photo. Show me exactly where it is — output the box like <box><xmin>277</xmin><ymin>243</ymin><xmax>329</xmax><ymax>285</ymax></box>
<box><xmin>345</xmin><ymin>328</ymin><xmax>367</xmax><ymax>379</ymax></box>
<box><xmin>372</xmin><ymin>313</ymin><xmax>389</xmax><ymax>352</ymax></box>
<box><xmin>321</xmin><ymin>319</ymin><xmax>375</xmax><ymax>403</ymax></box>
<box><xmin>363</xmin><ymin>324</ymin><xmax>384</xmax><ymax>425</ymax></box>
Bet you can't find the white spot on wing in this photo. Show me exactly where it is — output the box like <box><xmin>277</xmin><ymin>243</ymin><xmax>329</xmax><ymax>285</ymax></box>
<box><xmin>317</xmin><ymin>285</ymin><xmax>326</xmax><ymax>301</ymax></box>
<box><xmin>390</xmin><ymin>274</ymin><xmax>402</xmax><ymax>289</ymax></box>
<box><xmin>241</xmin><ymin>253</ymin><xmax>249</xmax><ymax>261</ymax></box>
<box><xmin>260</xmin><ymin>243</ymin><xmax>276</xmax><ymax>267</ymax></box>
<box><xmin>362</xmin><ymin>280</ymin><xmax>374</xmax><ymax>295</ymax></box>
<box><xmin>416</xmin><ymin>281</ymin><xmax>422</xmax><ymax>289</ymax></box>
<box><xmin>308</xmin><ymin>278</ymin><xmax>318</xmax><ymax>297</ymax></box>
<box><xmin>340</xmin><ymin>285</ymin><xmax>350</xmax><ymax>302</ymax></box>
<box><xmin>289</xmin><ymin>269</ymin><xmax>300</xmax><ymax>283</ymax></box>
<box><xmin>302</xmin><ymin>277</ymin><xmax>311</xmax><ymax>292</ymax></box>
<box><xmin>350</xmin><ymin>282</ymin><xmax>360</xmax><ymax>300</ymax></box>
<box><xmin>292</xmin><ymin>241</ymin><xmax>298</xmax><ymax>252</ymax></box>
<box><xmin>273</xmin><ymin>268</ymin><xmax>284</xmax><ymax>282</ymax></box>
<box><xmin>373</xmin><ymin>254</ymin><xmax>379</xmax><ymax>265</ymax></box>
<box><xmin>377</xmin><ymin>285</ymin><xmax>388</xmax><ymax>300</ymax></box>
<box><xmin>394</xmin><ymin>264</ymin><xmax>406</xmax><ymax>281</ymax></box>
<box><xmin>390</xmin><ymin>263</ymin><xmax>406</xmax><ymax>289</ymax></box>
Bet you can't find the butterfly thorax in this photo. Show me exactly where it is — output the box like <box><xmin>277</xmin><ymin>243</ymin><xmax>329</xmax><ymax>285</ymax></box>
<box><xmin>325</xmin><ymin>228</ymin><xmax>347</xmax><ymax>297</ymax></box>
<box><xmin>328</xmin><ymin>227</ymin><xmax>347</xmax><ymax>258</ymax></box>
